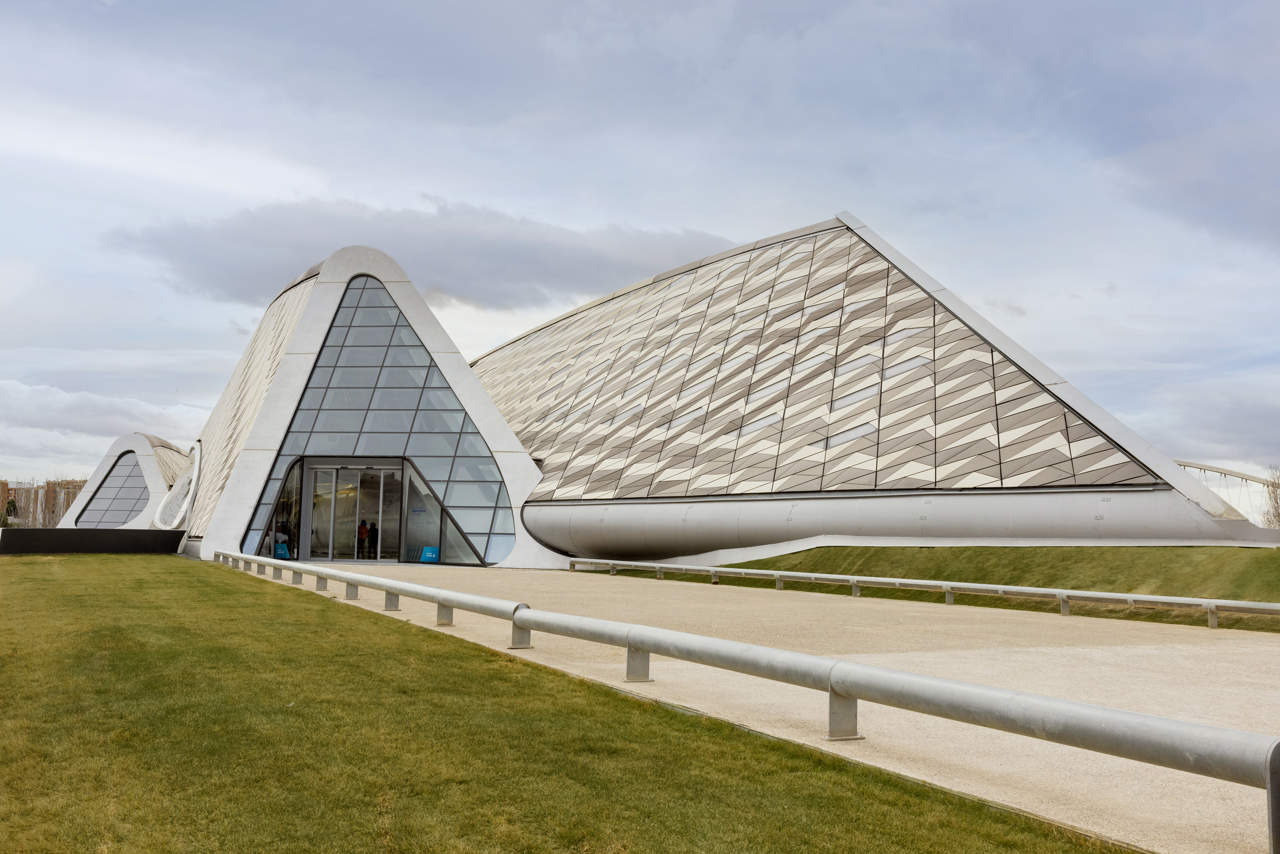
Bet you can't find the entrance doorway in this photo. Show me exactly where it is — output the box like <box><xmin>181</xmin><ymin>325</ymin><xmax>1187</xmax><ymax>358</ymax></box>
<box><xmin>303</xmin><ymin>463</ymin><xmax>401</xmax><ymax>561</ymax></box>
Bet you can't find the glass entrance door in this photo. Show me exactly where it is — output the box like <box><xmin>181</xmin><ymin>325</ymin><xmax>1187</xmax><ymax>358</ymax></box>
<box><xmin>305</xmin><ymin>464</ymin><xmax>402</xmax><ymax>561</ymax></box>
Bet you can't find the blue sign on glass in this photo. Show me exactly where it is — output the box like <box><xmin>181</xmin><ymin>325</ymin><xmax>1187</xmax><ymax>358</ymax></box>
<box><xmin>419</xmin><ymin>546</ymin><xmax>440</xmax><ymax>563</ymax></box>
<box><xmin>274</xmin><ymin>542</ymin><xmax>291</xmax><ymax>559</ymax></box>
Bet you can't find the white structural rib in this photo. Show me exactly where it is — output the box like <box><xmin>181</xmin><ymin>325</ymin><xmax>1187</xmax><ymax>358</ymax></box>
<box><xmin>834</xmin><ymin>211</ymin><xmax>1238</xmax><ymax>521</ymax></box>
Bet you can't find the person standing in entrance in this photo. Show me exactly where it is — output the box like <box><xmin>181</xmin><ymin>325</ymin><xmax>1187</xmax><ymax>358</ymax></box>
<box><xmin>358</xmin><ymin>519</ymin><xmax>369</xmax><ymax>559</ymax></box>
<box><xmin>369</xmin><ymin>521</ymin><xmax>379</xmax><ymax>560</ymax></box>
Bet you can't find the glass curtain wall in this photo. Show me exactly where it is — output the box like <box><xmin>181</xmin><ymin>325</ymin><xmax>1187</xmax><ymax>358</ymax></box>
<box><xmin>256</xmin><ymin>462</ymin><xmax>301</xmax><ymax>559</ymax></box>
<box><xmin>241</xmin><ymin>274</ymin><xmax>514</xmax><ymax>563</ymax></box>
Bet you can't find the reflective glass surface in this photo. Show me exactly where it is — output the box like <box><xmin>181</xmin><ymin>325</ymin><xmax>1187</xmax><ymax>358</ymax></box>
<box><xmin>241</xmin><ymin>274</ymin><xmax>513</xmax><ymax>563</ymax></box>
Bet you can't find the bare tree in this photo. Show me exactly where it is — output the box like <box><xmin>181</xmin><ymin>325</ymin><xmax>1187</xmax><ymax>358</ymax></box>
<box><xmin>1265</xmin><ymin>466</ymin><xmax>1280</xmax><ymax>529</ymax></box>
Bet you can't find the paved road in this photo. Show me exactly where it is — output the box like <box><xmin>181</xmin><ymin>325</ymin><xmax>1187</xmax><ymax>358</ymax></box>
<box><xmin>255</xmin><ymin>562</ymin><xmax>1280</xmax><ymax>853</ymax></box>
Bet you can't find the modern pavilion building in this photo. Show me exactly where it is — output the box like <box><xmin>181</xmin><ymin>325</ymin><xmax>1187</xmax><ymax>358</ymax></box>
<box><xmin>57</xmin><ymin>213</ymin><xmax>1280</xmax><ymax>564</ymax></box>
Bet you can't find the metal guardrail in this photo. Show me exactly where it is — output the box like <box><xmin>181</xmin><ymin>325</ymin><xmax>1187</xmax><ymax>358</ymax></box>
<box><xmin>568</xmin><ymin>558</ymin><xmax>1280</xmax><ymax>629</ymax></box>
<box><xmin>214</xmin><ymin>550</ymin><xmax>1280</xmax><ymax>849</ymax></box>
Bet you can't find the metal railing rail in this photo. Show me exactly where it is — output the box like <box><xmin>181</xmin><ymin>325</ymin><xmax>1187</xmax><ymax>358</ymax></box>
<box><xmin>568</xmin><ymin>558</ymin><xmax>1280</xmax><ymax>628</ymax></box>
<box><xmin>214</xmin><ymin>550</ymin><xmax>1280</xmax><ymax>849</ymax></box>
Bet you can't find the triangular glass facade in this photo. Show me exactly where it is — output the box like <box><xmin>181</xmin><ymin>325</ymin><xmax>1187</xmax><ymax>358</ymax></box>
<box><xmin>242</xmin><ymin>275</ymin><xmax>515</xmax><ymax>563</ymax></box>
<box><xmin>75</xmin><ymin>451</ymin><xmax>151</xmax><ymax>528</ymax></box>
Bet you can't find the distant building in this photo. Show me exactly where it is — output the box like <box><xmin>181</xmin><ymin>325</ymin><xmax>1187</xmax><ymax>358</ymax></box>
<box><xmin>57</xmin><ymin>213</ymin><xmax>1280</xmax><ymax>563</ymax></box>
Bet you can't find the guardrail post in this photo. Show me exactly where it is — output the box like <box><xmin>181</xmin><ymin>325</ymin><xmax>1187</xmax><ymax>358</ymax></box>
<box><xmin>1058</xmin><ymin>596</ymin><xmax>1070</xmax><ymax>616</ymax></box>
<box><xmin>436</xmin><ymin>603</ymin><xmax>453</xmax><ymax>626</ymax></box>
<box><xmin>291</xmin><ymin>570</ymin><xmax>303</xmax><ymax>585</ymax></box>
<box><xmin>655</xmin><ymin>569</ymin><xmax>664</xmax><ymax>579</ymax></box>
<box><xmin>850</xmin><ymin>582</ymin><xmax>860</xmax><ymax>597</ymax></box>
<box><xmin>1206</xmin><ymin>605</ymin><xmax>1218</xmax><ymax>629</ymax></box>
<box><xmin>827</xmin><ymin>691</ymin><xmax>863</xmax><ymax>741</ymax></box>
<box><xmin>315</xmin><ymin>576</ymin><xmax>328</xmax><ymax>592</ymax></box>
<box><xmin>775</xmin><ymin>576</ymin><xmax>784</xmax><ymax>590</ymax></box>
<box><xmin>710</xmin><ymin>571</ymin><xmax>719</xmax><ymax>585</ymax></box>
<box><xmin>1267</xmin><ymin>740</ymin><xmax>1279</xmax><ymax>853</ymax></box>
<box><xmin>609</xmin><ymin>565</ymin><xmax>616</xmax><ymax>575</ymax></box>
<box><xmin>257</xmin><ymin>563</ymin><xmax>266</xmax><ymax>576</ymax></box>
<box><xmin>509</xmin><ymin>623</ymin><xmax>532</xmax><ymax>649</ymax></box>
<box><xmin>272</xmin><ymin>566</ymin><xmax>283</xmax><ymax>580</ymax></box>
<box><xmin>345</xmin><ymin>582</ymin><xmax>359</xmax><ymax>600</ymax></box>
<box><xmin>944</xmin><ymin>589</ymin><xmax>955</xmax><ymax>605</ymax></box>
<box><xmin>625</xmin><ymin>646</ymin><xmax>652</xmax><ymax>682</ymax></box>
<box><xmin>384</xmin><ymin>591</ymin><xmax>400</xmax><ymax>611</ymax></box>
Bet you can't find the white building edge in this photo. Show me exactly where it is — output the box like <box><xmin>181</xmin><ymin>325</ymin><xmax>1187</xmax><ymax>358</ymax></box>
<box><xmin>59</xmin><ymin>214</ymin><xmax>1280</xmax><ymax>563</ymax></box>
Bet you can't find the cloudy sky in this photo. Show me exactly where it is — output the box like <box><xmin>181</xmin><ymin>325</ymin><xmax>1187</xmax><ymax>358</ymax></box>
<box><xmin>2</xmin><ymin>0</ymin><xmax>1277</xmax><ymax>480</ymax></box>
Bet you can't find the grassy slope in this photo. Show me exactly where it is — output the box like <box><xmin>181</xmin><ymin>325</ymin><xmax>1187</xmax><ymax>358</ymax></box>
<box><xmin>0</xmin><ymin>554</ymin><xmax>1117</xmax><ymax>854</ymax></box>
<box><xmin>720</xmin><ymin>545</ymin><xmax>1280</xmax><ymax>630</ymax></box>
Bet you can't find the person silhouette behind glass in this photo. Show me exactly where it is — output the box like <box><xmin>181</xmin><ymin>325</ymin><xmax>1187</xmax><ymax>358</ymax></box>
<box><xmin>358</xmin><ymin>519</ymin><xmax>369</xmax><ymax>558</ymax></box>
<box><xmin>369</xmin><ymin>521</ymin><xmax>379</xmax><ymax>559</ymax></box>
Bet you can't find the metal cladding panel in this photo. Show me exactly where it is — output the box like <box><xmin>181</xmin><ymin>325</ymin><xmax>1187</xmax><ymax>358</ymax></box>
<box><xmin>474</xmin><ymin>222</ymin><xmax>1161</xmax><ymax>502</ymax></box>
<box><xmin>187</xmin><ymin>278</ymin><xmax>316</xmax><ymax>537</ymax></box>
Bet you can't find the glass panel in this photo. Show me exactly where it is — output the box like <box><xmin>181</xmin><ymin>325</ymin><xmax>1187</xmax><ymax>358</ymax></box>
<box><xmin>446</xmin><ymin>481</ymin><xmax>500</xmax><ymax>506</ymax></box>
<box><xmin>413</xmin><ymin>410</ymin><xmax>465</xmax><ymax>432</ymax></box>
<box><xmin>310</xmin><ymin>469</ymin><xmax>335</xmax><ymax>560</ymax></box>
<box><xmin>333</xmin><ymin>307</ymin><xmax>355</xmax><ymax>326</ymax></box>
<box><xmin>406</xmin><ymin>433</ymin><xmax>458</xmax><ymax>456</ymax></box>
<box><xmin>380</xmin><ymin>469</ymin><xmax>402</xmax><ymax>560</ymax></box>
<box><xmin>411</xmin><ymin>457</ymin><xmax>453</xmax><ymax>480</ymax></box>
<box><xmin>450</xmin><ymin>458</ymin><xmax>502</xmax><ymax>481</ymax></box>
<box><xmin>423</xmin><ymin>367</ymin><xmax>449</xmax><ymax>387</ymax></box>
<box><xmin>259</xmin><ymin>462</ymin><xmax>301</xmax><ymax>559</ymax></box>
<box><xmin>330</xmin><ymin>366</ymin><xmax>381</xmax><ymax>387</ymax></box>
<box><xmin>371</xmin><ymin>388</ymin><xmax>421</xmax><ymax>409</ymax></box>
<box><xmin>485</xmin><ymin>534</ymin><xmax>516</xmax><ymax>564</ymax></box>
<box><xmin>402</xmin><ymin>465</ymin><xmax>442</xmax><ymax>562</ymax></box>
<box><xmin>451</xmin><ymin>507</ymin><xmax>493</xmax><ymax>533</ymax></box>
<box><xmin>441</xmin><ymin>513</ymin><xmax>480</xmax><ymax>565</ymax></box>
<box><xmin>321</xmin><ymin>388</ymin><xmax>373</xmax><ymax>409</ymax></box>
<box><xmin>316</xmin><ymin>346</ymin><xmax>340</xmax><ymax>366</ymax></box>
<box><xmin>355</xmin><ymin>434</ymin><xmax>408</xmax><ymax>455</ymax></box>
<box><xmin>390</xmin><ymin>327</ymin><xmax>421</xmax><ymax>346</ymax></box>
<box><xmin>456</xmin><ymin>434</ymin><xmax>490</xmax><ymax>456</ymax></box>
<box><xmin>378</xmin><ymin>366</ymin><xmax>428</xmax><ymax>387</ymax></box>
<box><xmin>492</xmin><ymin>508</ymin><xmax>515</xmax><ymax>534</ymax></box>
<box><xmin>363</xmin><ymin>410</ymin><xmax>415</xmax><ymax>432</ymax></box>
<box><xmin>359</xmin><ymin>289</ymin><xmax>395</xmax><ymax>307</ymax></box>
<box><xmin>385</xmin><ymin>347</ymin><xmax>430</xmax><ymax>367</ymax></box>
<box><xmin>344</xmin><ymin>326</ymin><xmax>394</xmax><ymax>347</ymax></box>
<box><xmin>353</xmin><ymin>307</ymin><xmax>398</xmax><ymax>326</ymax></box>
<box><xmin>333</xmin><ymin>470</ymin><xmax>359</xmax><ymax>560</ymax></box>
<box><xmin>314</xmin><ymin>410</ymin><xmax>366</xmax><ymax>431</ymax></box>
<box><xmin>337</xmin><ymin>347</ymin><xmax>387</xmax><ymax>366</ymax></box>
<box><xmin>358</xmin><ymin>471</ymin><xmax>381</xmax><ymax>559</ymax></box>
<box><xmin>420</xmin><ymin>388</ymin><xmax>461</xmax><ymax>409</ymax></box>
<box><xmin>290</xmin><ymin>410</ymin><xmax>318</xmax><ymax>431</ymax></box>
<box><xmin>306</xmin><ymin>433</ymin><xmax>357</xmax><ymax>454</ymax></box>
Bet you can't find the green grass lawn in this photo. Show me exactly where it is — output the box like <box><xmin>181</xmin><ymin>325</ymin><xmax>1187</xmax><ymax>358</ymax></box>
<box><xmin>604</xmin><ymin>545</ymin><xmax>1280</xmax><ymax>632</ymax></box>
<box><xmin>0</xmin><ymin>554</ymin><xmax>1122</xmax><ymax>853</ymax></box>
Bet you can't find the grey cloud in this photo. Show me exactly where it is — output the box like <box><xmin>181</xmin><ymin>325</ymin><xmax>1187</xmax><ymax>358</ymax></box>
<box><xmin>0</xmin><ymin>379</ymin><xmax>206</xmax><ymax>443</ymax></box>
<box><xmin>1104</xmin><ymin>366</ymin><xmax>1280</xmax><ymax>466</ymax></box>
<box><xmin>948</xmin><ymin>0</ymin><xmax>1280</xmax><ymax>249</ymax></box>
<box><xmin>107</xmin><ymin>199</ymin><xmax>734</xmax><ymax>308</ymax></box>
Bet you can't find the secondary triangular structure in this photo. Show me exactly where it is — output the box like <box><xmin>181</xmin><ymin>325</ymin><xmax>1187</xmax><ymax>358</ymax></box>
<box><xmin>182</xmin><ymin>247</ymin><xmax>555</xmax><ymax>566</ymax></box>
